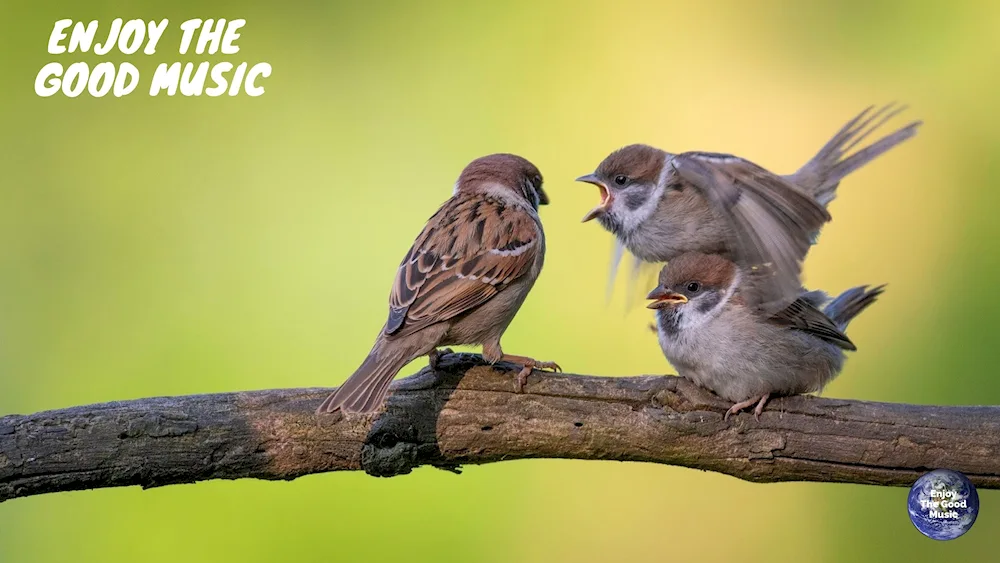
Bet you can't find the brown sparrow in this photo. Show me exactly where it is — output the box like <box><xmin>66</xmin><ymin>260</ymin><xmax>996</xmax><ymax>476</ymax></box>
<box><xmin>646</xmin><ymin>252</ymin><xmax>884</xmax><ymax>420</ymax></box>
<box><xmin>317</xmin><ymin>154</ymin><xmax>560</xmax><ymax>414</ymax></box>
<box><xmin>577</xmin><ymin>104</ymin><xmax>918</xmax><ymax>313</ymax></box>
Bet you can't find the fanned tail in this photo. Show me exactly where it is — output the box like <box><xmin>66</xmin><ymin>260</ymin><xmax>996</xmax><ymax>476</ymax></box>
<box><xmin>786</xmin><ymin>104</ymin><xmax>922</xmax><ymax>206</ymax></box>
<box><xmin>824</xmin><ymin>284</ymin><xmax>887</xmax><ymax>332</ymax></box>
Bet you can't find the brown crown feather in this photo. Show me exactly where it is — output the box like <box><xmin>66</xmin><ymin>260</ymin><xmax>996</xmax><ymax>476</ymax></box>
<box><xmin>457</xmin><ymin>153</ymin><xmax>542</xmax><ymax>192</ymax></box>
<box><xmin>659</xmin><ymin>252</ymin><xmax>738</xmax><ymax>290</ymax></box>
<box><xmin>595</xmin><ymin>144</ymin><xmax>665</xmax><ymax>185</ymax></box>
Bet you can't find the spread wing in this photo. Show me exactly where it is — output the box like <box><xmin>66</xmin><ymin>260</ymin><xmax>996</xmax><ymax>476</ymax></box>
<box><xmin>385</xmin><ymin>194</ymin><xmax>541</xmax><ymax>338</ymax></box>
<box><xmin>671</xmin><ymin>152</ymin><xmax>831</xmax><ymax>314</ymax></box>
<box><xmin>769</xmin><ymin>297</ymin><xmax>856</xmax><ymax>351</ymax></box>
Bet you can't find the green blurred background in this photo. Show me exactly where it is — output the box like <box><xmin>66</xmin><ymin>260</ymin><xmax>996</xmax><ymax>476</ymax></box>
<box><xmin>2</xmin><ymin>0</ymin><xmax>999</xmax><ymax>561</ymax></box>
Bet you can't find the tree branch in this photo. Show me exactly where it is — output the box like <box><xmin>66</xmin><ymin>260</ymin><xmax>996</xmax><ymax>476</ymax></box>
<box><xmin>2</xmin><ymin>353</ymin><xmax>998</xmax><ymax>503</ymax></box>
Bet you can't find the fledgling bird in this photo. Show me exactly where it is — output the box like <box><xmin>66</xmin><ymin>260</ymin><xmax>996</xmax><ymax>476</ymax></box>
<box><xmin>577</xmin><ymin>104</ymin><xmax>918</xmax><ymax>313</ymax></box>
<box><xmin>646</xmin><ymin>252</ymin><xmax>884</xmax><ymax>420</ymax></box>
<box><xmin>317</xmin><ymin>154</ymin><xmax>560</xmax><ymax>415</ymax></box>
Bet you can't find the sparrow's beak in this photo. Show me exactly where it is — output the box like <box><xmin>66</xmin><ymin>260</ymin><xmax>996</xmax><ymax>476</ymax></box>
<box><xmin>537</xmin><ymin>186</ymin><xmax>550</xmax><ymax>205</ymax></box>
<box><xmin>646</xmin><ymin>286</ymin><xmax>688</xmax><ymax>309</ymax></box>
<box><xmin>576</xmin><ymin>173</ymin><xmax>611</xmax><ymax>222</ymax></box>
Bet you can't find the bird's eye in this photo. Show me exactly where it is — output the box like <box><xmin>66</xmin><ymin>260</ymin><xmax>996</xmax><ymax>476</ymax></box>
<box><xmin>686</xmin><ymin>282</ymin><xmax>702</xmax><ymax>293</ymax></box>
<box><xmin>614</xmin><ymin>175</ymin><xmax>628</xmax><ymax>186</ymax></box>
<box><xmin>533</xmin><ymin>175</ymin><xmax>542</xmax><ymax>188</ymax></box>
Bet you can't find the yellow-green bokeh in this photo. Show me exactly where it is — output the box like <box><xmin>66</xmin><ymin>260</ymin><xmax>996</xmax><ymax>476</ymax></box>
<box><xmin>2</xmin><ymin>1</ymin><xmax>999</xmax><ymax>561</ymax></box>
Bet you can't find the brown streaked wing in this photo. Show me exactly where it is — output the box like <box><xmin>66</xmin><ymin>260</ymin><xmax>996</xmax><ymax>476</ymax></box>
<box><xmin>385</xmin><ymin>194</ymin><xmax>540</xmax><ymax>338</ymax></box>
<box><xmin>769</xmin><ymin>297</ymin><xmax>855</xmax><ymax>351</ymax></box>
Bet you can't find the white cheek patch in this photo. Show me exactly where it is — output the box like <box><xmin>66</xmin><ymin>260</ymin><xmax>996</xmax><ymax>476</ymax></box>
<box><xmin>612</xmin><ymin>183</ymin><xmax>665</xmax><ymax>235</ymax></box>
<box><xmin>676</xmin><ymin>303</ymin><xmax>710</xmax><ymax>332</ymax></box>
<box><xmin>676</xmin><ymin>273</ymin><xmax>740</xmax><ymax>332</ymax></box>
<box><xmin>610</xmin><ymin>152</ymin><xmax>672</xmax><ymax>235</ymax></box>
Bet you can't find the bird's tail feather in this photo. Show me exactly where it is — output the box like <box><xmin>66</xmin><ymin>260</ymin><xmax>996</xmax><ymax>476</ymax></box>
<box><xmin>316</xmin><ymin>340</ymin><xmax>414</xmax><ymax>414</ymax></box>
<box><xmin>824</xmin><ymin>284</ymin><xmax>886</xmax><ymax>332</ymax></box>
<box><xmin>788</xmin><ymin>104</ymin><xmax>922</xmax><ymax>206</ymax></box>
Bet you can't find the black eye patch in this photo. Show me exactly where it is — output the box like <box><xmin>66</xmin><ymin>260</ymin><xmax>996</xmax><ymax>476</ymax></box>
<box><xmin>695</xmin><ymin>291</ymin><xmax>723</xmax><ymax>314</ymax></box>
<box><xmin>624</xmin><ymin>191</ymin><xmax>647</xmax><ymax>210</ymax></box>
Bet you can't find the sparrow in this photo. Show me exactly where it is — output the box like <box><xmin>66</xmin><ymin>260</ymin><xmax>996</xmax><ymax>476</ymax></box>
<box><xmin>317</xmin><ymin>153</ymin><xmax>560</xmax><ymax>414</ymax></box>
<box><xmin>646</xmin><ymin>252</ymin><xmax>884</xmax><ymax>420</ymax></box>
<box><xmin>577</xmin><ymin>104</ymin><xmax>918</xmax><ymax>314</ymax></box>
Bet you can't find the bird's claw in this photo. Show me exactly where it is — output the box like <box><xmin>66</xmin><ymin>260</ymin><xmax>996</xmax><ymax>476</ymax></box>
<box><xmin>428</xmin><ymin>348</ymin><xmax>455</xmax><ymax>371</ymax></box>
<box><xmin>513</xmin><ymin>359</ymin><xmax>561</xmax><ymax>393</ymax></box>
<box><xmin>515</xmin><ymin>365</ymin><xmax>532</xmax><ymax>393</ymax></box>
<box><xmin>723</xmin><ymin>404</ymin><xmax>742</xmax><ymax>421</ymax></box>
<box><xmin>724</xmin><ymin>394</ymin><xmax>770</xmax><ymax>421</ymax></box>
<box><xmin>536</xmin><ymin>360</ymin><xmax>561</xmax><ymax>372</ymax></box>
<box><xmin>753</xmin><ymin>395</ymin><xmax>769</xmax><ymax>421</ymax></box>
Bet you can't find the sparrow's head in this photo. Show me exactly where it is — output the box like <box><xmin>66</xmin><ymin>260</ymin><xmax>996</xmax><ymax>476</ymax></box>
<box><xmin>577</xmin><ymin>144</ymin><xmax>668</xmax><ymax>234</ymax></box>
<box><xmin>647</xmin><ymin>253</ymin><xmax>739</xmax><ymax>328</ymax></box>
<box><xmin>457</xmin><ymin>153</ymin><xmax>548</xmax><ymax>210</ymax></box>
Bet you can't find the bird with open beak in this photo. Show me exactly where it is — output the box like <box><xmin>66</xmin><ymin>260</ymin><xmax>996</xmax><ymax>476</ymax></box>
<box><xmin>577</xmin><ymin>104</ymin><xmax>919</xmax><ymax>314</ymax></box>
<box><xmin>646</xmin><ymin>252</ymin><xmax>884</xmax><ymax>419</ymax></box>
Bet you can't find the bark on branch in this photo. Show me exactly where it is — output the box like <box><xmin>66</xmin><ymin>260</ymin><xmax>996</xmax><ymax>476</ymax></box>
<box><xmin>2</xmin><ymin>353</ymin><xmax>999</xmax><ymax>503</ymax></box>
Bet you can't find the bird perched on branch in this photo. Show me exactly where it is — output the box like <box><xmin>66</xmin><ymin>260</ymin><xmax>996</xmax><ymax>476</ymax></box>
<box><xmin>317</xmin><ymin>154</ymin><xmax>559</xmax><ymax>415</ymax></box>
<box><xmin>577</xmin><ymin>104</ymin><xmax>919</xmax><ymax>313</ymax></box>
<box><xmin>646</xmin><ymin>252</ymin><xmax>884</xmax><ymax>419</ymax></box>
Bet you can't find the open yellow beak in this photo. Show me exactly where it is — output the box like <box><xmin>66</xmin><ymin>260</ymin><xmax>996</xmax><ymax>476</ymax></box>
<box><xmin>576</xmin><ymin>173</ymin><xmax>612</xmax><ymax>222</ymax></box>
<box><xmin>646</xmin><ymin>286</ymin><xmax>688</xmax><ymax>309</ymax></box>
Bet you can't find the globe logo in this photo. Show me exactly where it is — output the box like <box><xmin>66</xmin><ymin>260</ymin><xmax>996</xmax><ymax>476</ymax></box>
<box><xmin>907</xmin><ymin>469</ymin><xmax>979</xmax><ymax>540</ymax></box>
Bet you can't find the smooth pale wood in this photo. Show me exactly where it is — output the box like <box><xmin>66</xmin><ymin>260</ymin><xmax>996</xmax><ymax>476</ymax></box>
<box><xmin>2</xmin><ymin>353</ymin><xmax>999</xmax><ymax>503</ymax></box>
